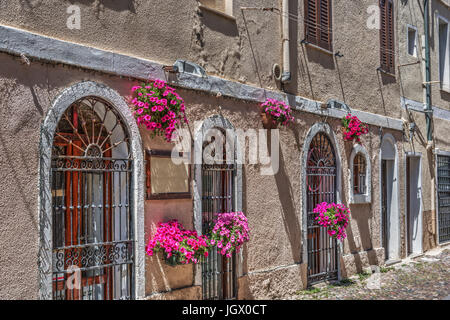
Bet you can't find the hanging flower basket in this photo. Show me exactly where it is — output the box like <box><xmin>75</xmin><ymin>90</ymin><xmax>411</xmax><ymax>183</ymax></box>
<box><xmin>341</xmin><ymin>113</ymin><xmax>368</xmax><ymax>143</ymax></box>
<box><xmin>313</xmin><ymin>202</ymin><xmax>350</xmax><ymax>242</ymax></box>
<box><xmin>146</xmin><ymin>220</ymin><xmax>210</xmax><ymax>266</ymax></box>
<box><xmin>208</xmin><ymin>212</ymin><xmax>250</xmax><ymax>258</ymax></box>
<box><xmin>259</xmin><ymin>98</ymin><xmax>294</xmax><ymax>129</ymax></box>
<box><xmin>131</xmin><ymin>80</ymin><xmax>188</xmax><ymax>143</ymax></box>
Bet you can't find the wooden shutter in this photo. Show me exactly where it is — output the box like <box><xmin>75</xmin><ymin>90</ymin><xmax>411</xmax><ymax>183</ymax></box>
<box><xmin>305</xmin><ymin>0</ymin><xmax>318</xmax><ymax>44</ymax></box>
<box><xmin>304</xmin><ymin>0</ymin><xmax>332</xmax><ymax>51</ymax></box>
<box><xmin>380</xmin><ymin>0</ymin><xmax>395</xmax><ymax>74</ymax></box>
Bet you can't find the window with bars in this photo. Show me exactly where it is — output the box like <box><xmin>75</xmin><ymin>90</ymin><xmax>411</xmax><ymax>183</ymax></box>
<box><xmin>349</xmin><ymin>145</ymin><xmax>371</xmax><ymax>204</ymax></box>
<box><xmin>353</xmin><ymin>154</ymin><xmax>367</xmax><ymax>195</ymax></box>
<box><xmin>304</xmin><ymin>0</ymin><xmax>333</xmax><ymax>52</ymax></box>
<box><xmin>380</xmin><ymin>0</ymin><xmax>395</xmax><ymax>75</ymax></box>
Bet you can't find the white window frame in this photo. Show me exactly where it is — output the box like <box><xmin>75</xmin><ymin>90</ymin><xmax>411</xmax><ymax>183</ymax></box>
<box><xmin>199</xmin><ymin>0</ymin><xmax>234</xmax><ymax>18</ymax></box>
<box><xmin>407</xmin><ymin>24</ymin><xmax>418</xmax><ymax>57</ymax></box>
<box><xmin>349</xmin><ymin>144</ymin><xmax>371</xmax><ymax>204</ymax></box>
<box><xmin>436</xmin><ymin>14</ymin><xmax>450</xmax><ymax>92</ymax></box>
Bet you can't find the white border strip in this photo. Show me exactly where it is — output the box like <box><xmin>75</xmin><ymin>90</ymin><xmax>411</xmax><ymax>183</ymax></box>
<box><xmin>401</xmin><ymin>96</ymin><xmax>450</xmax><ymax>122</ymax></box>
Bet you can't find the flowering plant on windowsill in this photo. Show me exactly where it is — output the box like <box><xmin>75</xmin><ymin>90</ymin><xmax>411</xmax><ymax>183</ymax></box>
<box><xmin>146</xmin><ymin>220</ymin><xmax>210</xmax><ymax>266</ymax></box>
<box><xmin>341</xmin><ymin>113</ymin><xmax>368</xmax><ymax>143</ymax></box>
<box><xmin>313</xmin><ymin>202</ymin><xmax>350</xmax><ymax>242</ymax></box>
<box><xmin>260</xmin><ymin>98</ymin><xmax>294</xmax><ymax>128</ymax></box>
<box><xmin>131</xmin><ymin>79</ymin><xmax>188</xmax><ymax>143</ymax></box>
<box><xmin>208</xmin><ymin>212</ymin><xmax>249</xmax><ymax>258</ymax></box>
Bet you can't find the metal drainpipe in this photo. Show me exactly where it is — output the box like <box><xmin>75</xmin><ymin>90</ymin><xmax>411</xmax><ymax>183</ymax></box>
<box><xmin>281</xmin><ymin>0</ymin><xmax>291</xmax><ymax>83</ymax></box>
<box><xmin>424</xmin><ymin>0</ymin><xmax>433</xmax><ymax>142</ymax></box>
<box><xmin>424</xmin><ymin>0</ymin><xmax>437</xmax><ymax>243</ymax></box>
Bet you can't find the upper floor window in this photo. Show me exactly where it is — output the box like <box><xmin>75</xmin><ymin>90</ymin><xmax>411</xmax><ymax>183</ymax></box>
<box><xmin>379</xmin><ymin>0</ymin><xmax>395</xmax><ymax>75</ymax></box>
<box><xmin>304</xmin><ymin>0</ymin><xmax>333</xmax><ymax>52</ymax></box>
<box><xmin>438</xmin><ymin>16</ymin><xmax>449</xmax><ymax>91</ymax></box>
<box><xmin>407</xmin><ymin>25</ymin><xmax>418</xmax><ymax>57</ymax></box>
<box><xmin>199</xmin><ymin>0</ymin><xmax>233</xmax><ymax>17</ymax></box>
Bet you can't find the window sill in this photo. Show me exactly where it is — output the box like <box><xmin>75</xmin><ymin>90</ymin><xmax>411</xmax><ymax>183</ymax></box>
<box><xmin>440</xmin><ymin>86</ymin><xmax>450</xmax><ymax>94</ymax></box>
<box><xmin>301</xmin><ymin>40</ymin><xmax>334</xmax><ymax>56</ymax></box>
<box><xmin>377</xmin><ymin>67</ymin><xmax>396</xmax><ymax>78</ymax></box>
<box><xmin>350</xmin><ymin>194</ymin><xmax>371</xmax><ymax>204</ymax></box>
<box><xmin>199</xmin><ymin>4</ymin><xmax>236</xmax><ymax>21</ymax></box>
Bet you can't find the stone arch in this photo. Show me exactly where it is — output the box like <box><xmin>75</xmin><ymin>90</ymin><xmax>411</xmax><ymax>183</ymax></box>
<box><xmin>38</xmin><ymin>81</ymin><xmax>145</xmax><ymax>299</ymax></box>
<box><xmin>300</xmin><ymin>122</ymin><xmax>343</xmax><ymax>278</ymax></box>
<box><xmin>192</xmin><ymin>114</ymin><xmax>244</xmax><ymax>291</ymax></box>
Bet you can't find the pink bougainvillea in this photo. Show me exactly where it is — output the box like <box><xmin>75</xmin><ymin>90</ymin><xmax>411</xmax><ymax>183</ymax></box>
<box><xmin>131</xmin><ymin>80</ymin><xmax>188</xmax><ymax>143</ymax></box>
<box><xmin>313</xmin><ymin>202</ymin><xmax>350</xmax><ymax>241</ymax></box>
<box><xmin>146</xmin><ymin>220</ymin><xmax>210</xmax><ymax>265</ymax></box>
<box><xmin>341</xmin><ymin>113</ymin><xmax>369</xmax><ymax>143</ymax></box>
<box><xmin>209</xmin><ymin>212</ymin><xmax>250</xmax><ymax>258</ymax></box>
<box><xmin>260</xmin><ymin>98</ymin><xmax>295</xmax><ymax>126</ymax></box>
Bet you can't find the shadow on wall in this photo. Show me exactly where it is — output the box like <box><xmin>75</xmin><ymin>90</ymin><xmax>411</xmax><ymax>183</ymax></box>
<box><xmin>199</xmin><ymin>8</ymin><xmax>239</xmax><ymax>37</ymax></box>
<box><xmin>274</xmin><ymin>127</ymin><xmax>302</xmax><ymax>264</ymax></box>
<box><xmin>67</xmin><ymin>0</ymin><xmax>137</xmax><ymax>13</ymax></box>
<box><xmin>339</xmin><ymin>138</ymin><xmax>379</xmax><ymax>277</ymax></box>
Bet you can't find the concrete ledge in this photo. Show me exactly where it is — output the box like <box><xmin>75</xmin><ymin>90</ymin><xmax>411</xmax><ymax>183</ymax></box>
<box><xmin>341</xmin><ymin>248</ymin><xmax>385</xmax><ymax>278</ymax></box>
<box><xmin>146</xmin><ymin>285</ymin><xmax>202</xmax><ymax>300</ymax></box>
<box><xmin>0</xmin><ymin>23</ymin><xmax>403</xmax><ymax>131</ymax></box>
<box><xmin>239</xmin><ymin>263</ymin><xmax>307</xmax><ymax>299</ymax></box>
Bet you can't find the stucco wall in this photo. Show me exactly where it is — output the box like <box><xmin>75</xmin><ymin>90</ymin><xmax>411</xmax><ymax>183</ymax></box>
<box><xmin>398</xmin><ymin>0</ymin><xmax>450</xmax><ymax>110</ymax></box>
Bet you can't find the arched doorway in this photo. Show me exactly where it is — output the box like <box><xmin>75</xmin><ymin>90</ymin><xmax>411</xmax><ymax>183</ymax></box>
<box><xmin>380</xmin><ymin>133</ymin><xmax>400</xmax><ymax>261</ymax></box>
<box><xmin>51</xmin><ymin>97</ymin><xmax>134</xmax><ymax>300</ymax></box>
<box><xmin>305</xmin><ymin>132</ymin><xmax>338</xmax><ymax>284</ymax></box>
<box><xmin>193</xmin><ymin>115</ymin><xmax>243</xmax><ymax>300</ymax></box>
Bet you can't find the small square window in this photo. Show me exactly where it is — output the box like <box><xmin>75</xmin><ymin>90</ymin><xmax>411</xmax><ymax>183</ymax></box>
<box><xmin>407</xmin><ymin>26</ymin><xmax>418</xmax><ymax>57</ymax></box>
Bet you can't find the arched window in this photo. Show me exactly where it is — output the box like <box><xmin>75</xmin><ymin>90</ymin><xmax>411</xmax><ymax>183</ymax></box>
<box><xmin>349</xmin><ymin>144</ymin><xmax>371</xmax><ymax>204</ymax></box>
<box><xmin>353</xmin><ymin>153</ymin><xmax>367</xmax><ymax>195</ymax></box>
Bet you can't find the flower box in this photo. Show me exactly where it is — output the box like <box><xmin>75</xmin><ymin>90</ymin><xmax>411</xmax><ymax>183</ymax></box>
<box><xmin>131</xmin><ymin>80</ymin><xmax>188</xmax><ymax>143</ymax></box>
<box><xmin>259</xmin><ymin>98</ymin><xmax>294</xmax><ymax>129</ymax></box>
<box><xmin>146</xmin><ymin>220</ymin><xmax>210</xmax><ymax>266</ymax></box>
<box><xmin>313</xmin><ymin>202</ymin><xmax>350</xmax><ymax>242</ymax></box>
<box><xmin>341</xmin><ymin>113</ymin><xmax>368</xmax><ymax>143</ymax></box>
<box><xmin>208</xmin><ymin>212</ymin><xmax>249</xmax><ymax>257</ymax></box>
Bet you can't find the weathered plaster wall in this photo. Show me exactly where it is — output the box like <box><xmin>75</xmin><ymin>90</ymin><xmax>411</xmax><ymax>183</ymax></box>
<box><xmin>398</xmin><ymin>0</ymin><xmax>450</xmax><ymax>110</ymax></box>
<box><xmin>0</xmin><ymin>49</ymin><xmax>401</xmax><ymax>298</ymax></box>
<box><xmin>398</xmin><ymin>0</ymin><xmax>450</xmax><ymax>251</ymax></box>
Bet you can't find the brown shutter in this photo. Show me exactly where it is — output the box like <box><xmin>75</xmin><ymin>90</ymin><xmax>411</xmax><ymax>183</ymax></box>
<box><xmin>380</xmin><ymin>0</ymin><xmax>395</xmax><ymax>74</ymax></box>
<box><xmin>305</xmin><ymin>0</ymin><xmax>318</xmax><ymax>44</ymax></box>
<box><xmin>318</xmin><ymin>0</ymin><xmax>332</xmax><ymax>52</ymax></box>
<box><xmin>387</xmin><ymin>0</ymin><xmax>395</xmax><ymax>74</ymax></box>
<box><xmin>305</xmin><ymin>0</ymin><xmax>332</xmax><ymax>52</ymax></box>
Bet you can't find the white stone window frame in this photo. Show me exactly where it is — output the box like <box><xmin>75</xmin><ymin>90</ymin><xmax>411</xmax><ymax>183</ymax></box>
<box><xmin>198</xmin><ymin>0</ymin><xmax>235</xmax><ymax>20</ymax></box>
<box><xmin>406</xmin><ymin>24</ymin><xmax>418</xmax><ymax>57</ymax></box>
<box><xmin>436</xmin><ymin>13</ymin><xmax>450</xmax><ymax>92</ymax></box>
<box><xmin>38</xmin><ymin>81</ymin><xmax>145</xmax><ymax>300</ymax></box>
<box><xmin>348</xmin><ymin>144</ymin><xmax>371</xmax><ymax>204</ymax></box>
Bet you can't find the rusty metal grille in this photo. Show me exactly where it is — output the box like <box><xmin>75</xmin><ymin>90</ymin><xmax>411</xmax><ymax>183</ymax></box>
<box><xmin>51</xmin><ymin>98</ymin><xmax>134</xmax><ymax>300</ymax></box>
<box><xmin>306</xmin><ymin>133</ymin><xmax>338</xmax><ymax>284</ymax></box>
<box><xmin>201</xmin><ymin>163</ymin><xmax>237</xmax><ymax>300</ymax></box>
<box><xmin>437</xmin><ymin>155</ymin><xmax>450</xmax><ymax>244</ymax></box>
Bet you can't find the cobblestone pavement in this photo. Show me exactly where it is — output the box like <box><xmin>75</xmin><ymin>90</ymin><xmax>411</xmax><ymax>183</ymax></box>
<box><xmin>294</xmin><ymin>248</ymin><xmax>450</xmax><ymax>300</ymax></box>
